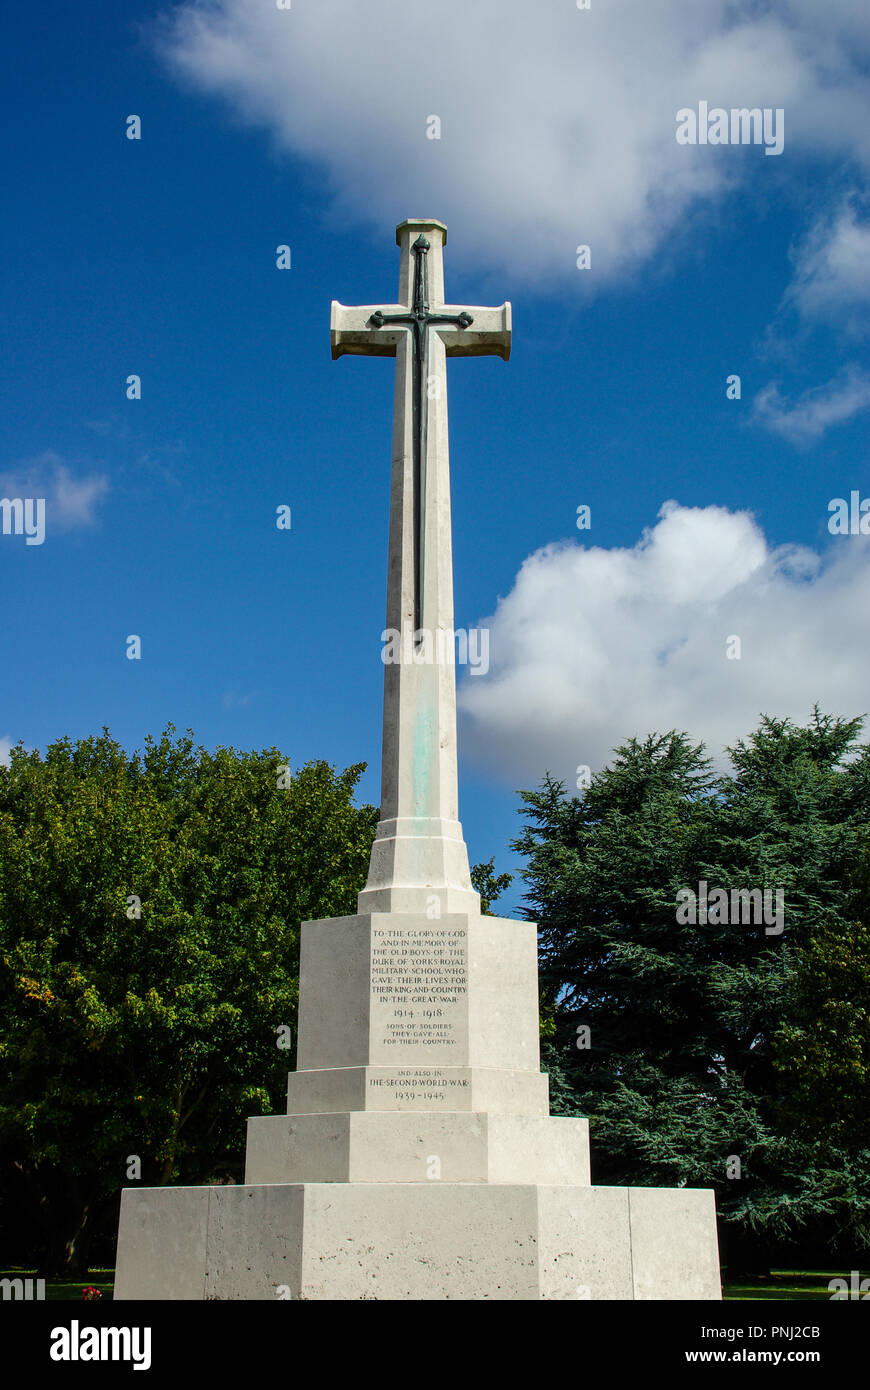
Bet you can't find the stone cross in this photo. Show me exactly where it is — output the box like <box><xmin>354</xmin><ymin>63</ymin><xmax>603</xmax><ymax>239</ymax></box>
<box><xmin>114</xmin><ymin>221</ymin><xmax>722</xmax><ymax>1304</ymax></box>
<box><xmin>331</xmin><ymin>219</ymin><xmax>511</xmax><ymax>915</ymax></box>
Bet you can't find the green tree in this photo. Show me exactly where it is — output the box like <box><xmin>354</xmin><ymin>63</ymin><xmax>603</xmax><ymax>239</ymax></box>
<box><xmin>513</xmin><ymin>712</ymin><xmax>870</xmax><ymax>1269</ymax></box>
<box><xmin>0</xmin><ymin>727</ymin><xmax>377</xmax><ymax>1277</ymax></box>
<box><xmin>470</xmin><ymin>857</ymin><xmax>512</xmax><ymax>916</ymax></box>
<box><xmin>773</xmin><ymin>836</ymin><xmax>870</xmax><ymax>1155</ymax></box>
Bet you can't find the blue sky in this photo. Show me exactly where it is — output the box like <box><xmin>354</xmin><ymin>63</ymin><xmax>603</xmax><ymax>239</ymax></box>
<box><xmin>2</xmin><ymin>1</ymin><xmax>869</xmax><ymax>914</ymax></box>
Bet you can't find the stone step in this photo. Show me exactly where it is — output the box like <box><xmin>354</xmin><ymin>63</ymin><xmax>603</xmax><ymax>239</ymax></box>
<box><xmin>114</xmin><ymin>1182</ymin><xmax>721</xmax><ymax>1301</ymax></box>
<box><xmin>286</xmin><ymin>1064</ymin><xmax>550</xmax><ymax>1115</ymax></box>
<box><xmin>245</xmin><ymin>1111</ymin><xmax>590</xmax><ymax>1186</ymax></box>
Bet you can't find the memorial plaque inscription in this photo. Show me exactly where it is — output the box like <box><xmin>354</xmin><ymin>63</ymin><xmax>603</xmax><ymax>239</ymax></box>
<box><xmin>370</xmin><ymin>922</ymin><xmax>469</xmax><ymax>1066</ymax></box>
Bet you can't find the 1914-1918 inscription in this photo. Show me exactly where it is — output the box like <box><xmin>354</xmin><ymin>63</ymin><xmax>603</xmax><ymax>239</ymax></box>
<box><xmin>370</xmin><ymin>923</ymin><xmax>468</xmax><ymax>1061</ymax></box>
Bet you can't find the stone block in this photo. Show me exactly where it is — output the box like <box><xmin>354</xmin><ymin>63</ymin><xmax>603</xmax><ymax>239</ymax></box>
<box><xmin>114</xmin><ymin>1179</ymin><xmax>721</xmax><ymax>1301</ymax></box>
<box><xmin>538</xmin><ymin>1186</ymin><xmax>634</xmax><ymax>1299</ymax></box>
<box><xmin>628</xmin><ymin>1186</ymin><xmax>721</xmax><ymax>1300</ymax></box>
<box><xmin>295</xmin><ymin>911</ymin><xmax>541</xmax><ymax>1079</ymax></box>
<box><xmin>244</xmin><ymin>1112</ymin><xmax>590</xmax><ymax>1185</ymax></box>
<box><xmin>205</xmin><ymin>1186</ymin><xmax>304</xmax><ymax>1301</ymax></box>
<box><xmin>114</xmin><ymin>1186</ymin><xmax>209</xmax><ymax>1301</ymax></box>
<box><xmin>285</xmin><ymin>1064</ymin><xmax>550</xmax><ymax>1115</ymax></box>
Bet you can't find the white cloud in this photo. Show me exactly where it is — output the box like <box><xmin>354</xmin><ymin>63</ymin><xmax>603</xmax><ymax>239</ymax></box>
<box><xmin>458</xmin><ymin>502</ymin><xmax>870</xmax><ymax>785</ymax></box>
<box><xmin>0</xmin><ymin>737</ymin><xmax>12</xmax><ymax>768</ymax></box>
<box><xmin>784</xmin><ymin>195</ymin><xmax>870</xmax><ymax>329</ymax></box>
<box><xmin>156</xmin><ymin>0</ymin><xmax>870</xmax><ymax>285</ymax></box>
<box><xmin>754</xmin><ymin>193</ymin><xmax>870</xmax><ymax>442</ymax></box>
<box><xmin>0</xmin><ymin>453</ymin><xmax>109</xmax><ymax>531</ymax></box>
<box><xmin>752</xmin><ymin>367</ymin><xmax>870</xmax><ymax>443</ymax></box>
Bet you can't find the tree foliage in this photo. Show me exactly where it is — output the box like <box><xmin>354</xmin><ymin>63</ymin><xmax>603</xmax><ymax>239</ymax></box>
<box><xmin>0</xmin><ymin>726</ymin><xmax>378</xmax><ymax>1276</ymax></box>
<box><xmin>774</xmin><ymin>836</ymin><xmax>870</xmax><ymax>1155</ymax></box>
<box><xmin>470</xmin><ymin>856</ymin><xmax>512</xmax><ymax>916</ymax></box>
<box><xmin>513</xmin><ymin>710</ymin><xmax>870</xmax><ymax>1265</ymax></box>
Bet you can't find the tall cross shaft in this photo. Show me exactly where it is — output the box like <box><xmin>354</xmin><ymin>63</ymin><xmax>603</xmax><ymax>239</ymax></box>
<box><xmin>369</xmin><ymin>233</ymin><xmax>474</xmax><ymax>636</ymax></box>
<box><xmin>331</xmin><ymin>218</ymin><xmax>511</xmax><ymax>915</ymax></box>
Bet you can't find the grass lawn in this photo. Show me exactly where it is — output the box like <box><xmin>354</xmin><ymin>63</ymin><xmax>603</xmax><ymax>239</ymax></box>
<box><xmin>1</xmin><ymin>1268</ymin><xmax>115</xmax><ymax>1301</ymax></box>
<box><xmin>724</xmin><ymin>1270</ymin><xmax>866</xmax><ymax>1300</ymax></box>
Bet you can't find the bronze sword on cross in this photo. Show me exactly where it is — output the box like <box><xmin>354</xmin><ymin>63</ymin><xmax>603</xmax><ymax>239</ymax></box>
<box><xmin>367</xmin><ymin>234</ymin><xmax>473</xmax><ymax>637</ymax></box>
<box><xmin>330</xmin><ymin>221</ymin><xmax>511</xmax><ymax>649</ymax></box>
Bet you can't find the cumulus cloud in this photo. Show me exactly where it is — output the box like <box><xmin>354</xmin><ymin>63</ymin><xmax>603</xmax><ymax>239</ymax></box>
<box><xmin>458</xmin><ymin>501</ymin><xmax>870</xmax><ymax>785</ymax></box>
<box><xmin>0</xmin><ymin>453</ymin><xmax>109</xmax><ymax>532</ymax></box>
<box><xmin>0</xmin><ymin>737</ymin><xmax>12</xmax><ymax>768</ymax></box>
<box><xmin>752</xmin><ymin>367</ymin><xmax>870</xmax><ymax>443</ymax></box>
<box><xmin>155</xmin><ymin>0</ymin><xmax>870</xmax><ymax>284</ymax></box>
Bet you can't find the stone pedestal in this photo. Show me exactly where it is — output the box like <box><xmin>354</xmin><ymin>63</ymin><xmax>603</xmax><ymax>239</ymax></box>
<box><xmin>115</xmin><ymin>909</ymin><xmax>721</xmax><ymax>1301</ymax></box>
<box><xmin>115</xmin><ymin>1181</ymin><xmax>720</xmax><ymax>1301</ymax></box>
<box><xmin>293</xmin><ymin>910</ymin><xmax>542</xmax><ymax>1085</ymax></box>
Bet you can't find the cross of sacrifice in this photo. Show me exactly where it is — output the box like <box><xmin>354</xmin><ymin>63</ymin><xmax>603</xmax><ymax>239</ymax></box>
<box><xmin>330</xmin><ymin>219</ymin><xmax>511</xmax><ymax>914</ymax></box>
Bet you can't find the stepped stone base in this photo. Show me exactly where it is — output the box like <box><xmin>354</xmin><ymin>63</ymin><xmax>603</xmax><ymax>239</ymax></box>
<box><xmin>245</xmin><ymin>1112</ymin><xmax>590</xmax><ymax>1185</ymax></box>
<box><xmin>114</xmin><ymin>1181</ymin><xmax>721</xmax><ymax>1300</ymax></box>
<box><xmin>113</xmin><ymin>899</ymin><xmax>721</xmax><ymax>1300</ymax></box>
<box><xmin>286</xmin><ymin>1065</ymin><xmax>550</xmax><ymax>1115</ymax></box>
<box><xmin>356</xmin><ymin>818</ymin><xmax>481</xmax><ymax>916</ymax></box>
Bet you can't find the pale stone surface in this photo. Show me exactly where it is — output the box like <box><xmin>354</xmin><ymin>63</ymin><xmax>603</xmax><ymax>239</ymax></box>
<box><xmin>246</xmin><ymin>1113</ymin><xmax>351</xmax><ymax>1185</ymax></box>
<box><xmin>205</xmin><ymin>1186</ymin><xmax>304</xmax><ymax>1301</ymax></box>
<box><xmin>114</xmin><ymin>1181</ymin><xmax>720</xmax><ymax>1301</ymax></box>
<box><xmin>244</xmin><ymin>1112</ymin><xmax>590</xmax><ymax>1185</ymax></box>
<box><xmin>297</xmin><ymin>1183</ymin><xmax>539</xmax><ymax>1301</ymax></box>
<box><xmin>628</xmin><ymin>1187</ymin><xmax>722</xmax><ymax>1300</ymax></box>
<box><xmin>285</xmin><ymin>1064</ymin><xmax>550</xmax><ymax>1115</ymax></box>
<box><xmin>331</xmin><ymin>220</ymin><xmax>511</xmax><ymax>919</ymax></box>
<box><xmin>115</xmin><ymin>1186</ymin><xmax>209</xmax><ymax>1301</ymax></box>
<box><xmin>538</xmin><ymin>1185</ymin><xmax>634</xmax><ymax>1300</ymax></box>
<box><xmin>295</xmin><ymin>910</ymin><xmax>541</xmax><ymax>1080</ymax></box>
<box><xmin>486</xmin><ymin>1117</ymin><xmax>591</xmax><ymax>1185</ymax></box>
<box><xmin>467</xmin><ymin>916</ymin><xmax>540</xmax><ymax>1071</ymax></box>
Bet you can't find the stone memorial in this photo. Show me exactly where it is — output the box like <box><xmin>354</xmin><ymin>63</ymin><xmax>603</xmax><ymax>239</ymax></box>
<box><xmin>114</xmin><ymin>219</ymin><xmax>721</xmax><ymax>1300</ymax></box>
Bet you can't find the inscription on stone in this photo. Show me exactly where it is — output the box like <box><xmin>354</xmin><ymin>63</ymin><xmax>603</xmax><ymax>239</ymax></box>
<box><xmin>367</xmin><ymin>1068</ymin><xmax>471</xmax><ymax>1108</ymax></box>
<box><xmin>370</xmin><ymin>924</ymin><xmax>468</xmax><ymax>1063</ymax></box>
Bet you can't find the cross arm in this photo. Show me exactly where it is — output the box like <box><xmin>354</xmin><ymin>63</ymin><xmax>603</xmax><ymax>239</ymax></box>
<box><xmin>331</xmin><ymin>301</ymin><xmax>407</xmax><ymax>359</ymax></box>
<box><xmin>331</xmin><ymin>299</ymin><xmax>512</xmax><ymax>361</ymax></box>
<box><xmin>435</xmin><ymin>303</ymin><xmax>512</xmax><ymax>360</ymax></box>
